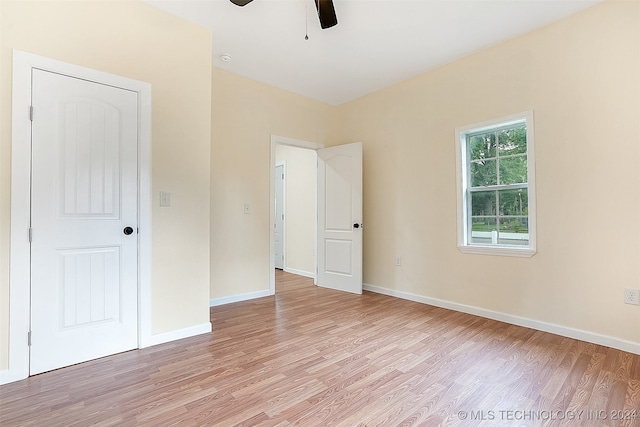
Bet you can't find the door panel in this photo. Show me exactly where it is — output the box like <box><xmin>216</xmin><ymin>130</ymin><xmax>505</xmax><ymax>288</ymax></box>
<box><xmin>30</xmin><ymin>69</ymin><xmax>138</xmax><ymax>375</ymax></box>
<box><xmin>325</xmin><ymin>239</ymin><xmax>352</xmax><ymax>274</ymax></box>
<box><xmin>317</xmin><ymin>142</ymin><xmax>363</xmax><ymax>294</ymax></box>
<box><xmin>60</xmin><ymin>101</ymin><xmax>121</xmax><ymax>218</ymax></box>
<box><xmin>59</xmin><ymin>247</ymin><xmax>120</xmax><ymax>327</ymax></box>
<box><xmin>324</xmin><ymin>155</ymin><xmax>353</xmax><ymax>231</ymax></box>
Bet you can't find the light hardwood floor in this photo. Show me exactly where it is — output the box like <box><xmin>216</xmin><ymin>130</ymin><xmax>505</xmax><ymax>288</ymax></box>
<box><xmin>1</xmin><ymin>270</ymin><xmax>639</xmax><ymax>426</ymax></box>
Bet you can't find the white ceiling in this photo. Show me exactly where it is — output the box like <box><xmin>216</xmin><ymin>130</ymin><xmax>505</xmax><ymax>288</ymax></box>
<box><xmin>145</xmin><ymin>0</ymin><xmax>603</xmax><ymax>106</ymax></box>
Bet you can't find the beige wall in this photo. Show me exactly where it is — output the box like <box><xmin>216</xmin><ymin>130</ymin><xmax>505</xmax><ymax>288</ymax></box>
<box><xmin>210</xmin><ymin>68</ymin><xmax>332</xmax><ymax>299</ymax></box>
<box><xmin>276</xmin><ymin>144</ymin><xmax>317</xmax><ymax>275</ymax></box>
<box><xmin>1</xmin><ymin>0</ymin><xmax>212</xmax><ymax>371</ymax></box>
<box><xmin>334</xmin><ymin>0</ymin><xmax>640</xmax><ymax>344</ymax></box>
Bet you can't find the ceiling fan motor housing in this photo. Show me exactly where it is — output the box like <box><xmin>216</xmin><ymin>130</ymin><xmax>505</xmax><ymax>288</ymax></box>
<box><xmin>230</xmin><ymin>0</ymin><xmax>338</xmax><ymax>29</ymax></box>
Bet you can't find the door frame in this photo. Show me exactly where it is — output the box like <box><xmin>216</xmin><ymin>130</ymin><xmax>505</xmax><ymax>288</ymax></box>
<box><xmin>269</xmin><ymin>135</ymin><xmax>323</xmax><ymax>294</ymax></box>
<box><xmin>3</xmin><ymin>50</ymin><xmax>152</xmax><ymax>384</ymax></box>
<box><xmin>274</xmin><ymin>162</ymin><xmax>286</xmax><ymax>270</ymax></box>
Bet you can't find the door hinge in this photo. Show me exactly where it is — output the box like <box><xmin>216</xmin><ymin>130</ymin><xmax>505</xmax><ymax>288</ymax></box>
<box><xmin>27</xmin><ymin>331</ymin><xmax>32</xmax><ymax>346</ymax></box>
<box><xmin>281</xmin><ymin>174</ymin><xmax>284</xmax><ymax>179</ymax></box>
<box><xmin>28</xmin><ymin>227</ymin><xmax>33</xmax><ymax>243</ymax></box>
<box><xmin>29</xmin><ymin>106</ymin><xmax>33</xmax><ymax>121</ymax></box>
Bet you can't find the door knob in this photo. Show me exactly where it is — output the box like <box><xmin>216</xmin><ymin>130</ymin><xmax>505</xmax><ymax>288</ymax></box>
<box><xmin>353</xmin><ymin>223</ymin><xmax>363</xmax><ymax>229</ymax></box>
<box><xmin>123</xmin><ymin>226</ymin><xmax>134</xmax><ymax>235</ymax></box>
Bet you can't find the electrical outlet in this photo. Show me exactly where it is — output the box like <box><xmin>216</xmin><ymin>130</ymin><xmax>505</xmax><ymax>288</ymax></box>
<box><xmin>624</xmin><ymin>288</ymin><xmax>640</xmax><ymax>305</ymax></box>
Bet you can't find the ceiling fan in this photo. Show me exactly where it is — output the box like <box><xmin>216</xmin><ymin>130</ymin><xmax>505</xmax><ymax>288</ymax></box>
<box><xmin>230</xmin><ymin>0</ymin><xmax>338</xmax><ymax>29</ymax></box>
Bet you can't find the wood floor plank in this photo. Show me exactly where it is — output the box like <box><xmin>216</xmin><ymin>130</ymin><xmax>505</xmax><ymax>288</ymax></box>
<box><xmin>1</xmin><ymin>270</ymin><xmax>639</xmax><ymax>426</ymax></box>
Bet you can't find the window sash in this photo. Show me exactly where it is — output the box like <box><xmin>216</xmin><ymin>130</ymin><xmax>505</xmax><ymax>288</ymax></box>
<box><xmin>468</xmin><ymin>183</ymin><xmax>527</xmax><ymax>192</ymax></box>
<box><xmin>464</xmin><ymin>124</ymin><xmax>529</xmax><ymax>248</ymax></box>
<box><xmin>465</xmin><ymin>186</ymin><xmax>530</xmax><ymax>244</ymax></box>
<box><xmin>466</xmin><ymin>123</ymin><xmax>527</xmax><ymax>188</ymax></box>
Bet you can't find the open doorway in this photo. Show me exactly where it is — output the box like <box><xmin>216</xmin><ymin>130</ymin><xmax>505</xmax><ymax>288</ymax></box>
<box><xmin>272</xmin><ymin>141</ymin><xmax>318</xmax><ymax>293</ymax></box>
<box><xmin>269</xmin><ymin>135</ymin><xmax>324</xmax><ymax>294</ymax></box>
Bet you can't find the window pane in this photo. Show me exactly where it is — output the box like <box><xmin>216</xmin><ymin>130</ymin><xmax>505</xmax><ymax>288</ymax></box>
<box><xmin>471</xmin><ymin>217</ymin><xmax>497</xmax><ymax>232</ymax></box>
<box><xmin>499</xmin><ymin>218</ymin><xmax>529</xmax><ymax>246</ymax></box>
<box><xmin>470</xmin><ymin>217</ymin><xmax>496</xmax><ymax>245</ymax></box>
<box><xmin>469</xmin><ymin>133</ymin><xmax>496</xmax><ymax>161</ymax></box>
<box><xmin>498</xmin><ymin>188</ymin><xmax>527</xmax><ymax>216</ymax></box>
<box><xmin>470</xmin><ymin>159</ymin><xmax>497</xmax><ymax>187</ymax></box>
<box><xmin>499</xmin><ymin>156</ymin><xmax>527</xmax><ymax>185</ymax></box>
<box><xmin>498</xmin><ymin>126</ymin><xmax>526</xmax><ymax>155</ymax></box>
<box><xmin>499</xmin><ymin>217</ymin><xmax>528</xmax><ymax>234</ymax></box>
<box><xmin>471</xmin><ymin>191</ymin><xmax>496</xmax><ymax>216</ymax></box>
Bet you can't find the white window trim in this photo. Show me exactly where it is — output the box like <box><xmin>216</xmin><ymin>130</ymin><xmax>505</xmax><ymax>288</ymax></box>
<box><xmin>455</xmin><ymin>111</ymin><xmax>537</xmax><ymax>257</ymax></box>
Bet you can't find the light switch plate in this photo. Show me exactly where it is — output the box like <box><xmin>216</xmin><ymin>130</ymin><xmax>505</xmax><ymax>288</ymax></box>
<box><xmin>160</xmin><ymin>191</ymin><xmax>171</xmax><ymax>207</ymax></box>
<box><xmin>244</xmin><ymin>203</ymin><xmax>251</xmax><ymax>214</ymax></box>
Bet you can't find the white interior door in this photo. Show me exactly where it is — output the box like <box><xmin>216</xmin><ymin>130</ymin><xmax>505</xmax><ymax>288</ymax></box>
<box><xmin>317</xmin><ymin>142</ymin><xmax>363</xmax><ymax>294</ymax></box>
<box><xmin>274</xmin><ymin>164</ymin><xmax>285</xmax><ymax>269</ymax></box>
<box><xmin>30</xmin><ymin>69</ymin><xmax>139</xmax><ymax>375</ymax></box>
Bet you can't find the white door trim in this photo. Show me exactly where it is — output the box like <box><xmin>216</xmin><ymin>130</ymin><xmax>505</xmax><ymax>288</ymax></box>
<box><xmin>2</xmin><ymin>50</ymin><xmax>152</xmax><ymax>384</ymax></box>
<box><xmin>274</xmin><ymin>162</ymin><xmax>286</xmax><ymax>270</ymax></box>
<box><xmin>269</xmin><ymin>135</ymin><xmax>324</xmax><ymax>294</ymax></box>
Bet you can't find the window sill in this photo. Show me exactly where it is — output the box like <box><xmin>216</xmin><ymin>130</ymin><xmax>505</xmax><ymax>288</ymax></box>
<box><xmin>457</xmin><ymin>244</ymin><xmax>536</xmax><ymax>258</ymax></box>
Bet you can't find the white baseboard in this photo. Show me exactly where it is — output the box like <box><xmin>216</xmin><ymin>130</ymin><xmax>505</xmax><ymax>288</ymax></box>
<box><xmin>210</xmin><ymin>289</ymin><xmax>273</xmax><ymax>307</ymax></box>
<box><xmin>0</xmin><ymin>368</ymin><xmax>26</xmax><ymax>385</ymax></box>
<box><xmin>363</xmin><ymin>283</ymin><xmax>640</xmax><ymax>355</ymax></box>
<box><xmin>1</xmin><ymin>322</ymin><xmax>213</xmax><ymax>384</ymax></box>
<box><xmin>284</xmin><ymin>267</ymin><xmax>316</xmax><ymax>279</ymax></box>
<box><xmin>140</xmin><ymin>322</ymin><xmax>212</xmax><ymax>348</ymax></box>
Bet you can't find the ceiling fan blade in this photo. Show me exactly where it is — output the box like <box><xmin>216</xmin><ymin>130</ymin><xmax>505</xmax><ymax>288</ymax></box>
<box><xmin>314</xmin><ymin>0</ymin><xmax>338</xmax><ymax>29</ymax></box>
<box><xmin>230</xmin><ymin>0</ymin><xmax>253</xmax><ymax>6</ymax></box>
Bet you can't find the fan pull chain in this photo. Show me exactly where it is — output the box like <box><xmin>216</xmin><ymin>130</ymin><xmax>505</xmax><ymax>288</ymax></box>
<box><xmin>305</xmin><ymin>5</ymin><xmax>309</xmax><ymax>40</ymax></box>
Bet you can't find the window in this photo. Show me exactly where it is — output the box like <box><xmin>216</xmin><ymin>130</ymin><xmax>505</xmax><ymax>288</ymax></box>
<box><xmin>455</xmin><ymin>111</ymin><xmax>536</xmax><ymax>257</ymax></box>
